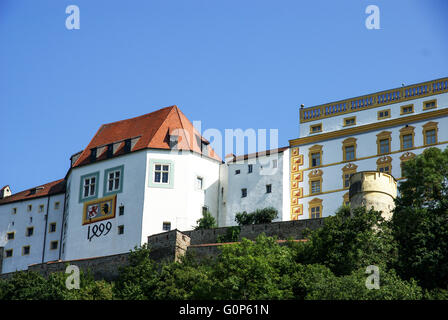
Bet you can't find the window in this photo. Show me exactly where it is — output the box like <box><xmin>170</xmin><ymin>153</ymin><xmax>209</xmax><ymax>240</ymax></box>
<box><xmin>423</xmin><ymin>122</ymin><xmax>438</xmax><ymax>146</ymax></box>
<box><xmin>311</xmin><ymin>180</ymin><xmax>321</xmax><ymax>194</ymax></box>
<box><xmin>50</xmin><ymin>241</ymin><xmax>58</xmax><ymax>250</ymax></box>
<box><xmin>241</xmin><ymin>188</ymin><xmax>247</xmax><ymax>198</ymax></box>
<box><xmin>148</xmin><ymin>160</ymin><xmax>174</xmax><ymax>188</ymax></box>
<box><xmin>162</xmin><ymin>222</ymin><xmax>171</xmax><ymax>231</ymax></box>
<box><xmin>22</xmin><ymin>246</ymin><xmax>30</xmax><ymax>256</ymax></box>
<box><xmin>400</xmin><ymin>104</ymin><xmax>414</xmax><ymax>115</ymax></box>
<box><xmin>400</xmin><ymin>125</ymin><xmax>415</xmax><ymax>151</ymax></box>
<box><xmin>248</xmin><ymin>164</ymin><xmax>253</xmax><ymax>173</ymax></box>
<box><xmin>118</xmin><ymin>225</ymin><xmax>124</xmax><ymax>235</ymax></box>
<box><xmin>54</xmin><ymin>202</ymin><xmax>60</xmax><ymax>210</ymax></box>
<box><xmin>27</xmin><ymin>205</ymin><xmax>32</xmax><ymax>212</ymax></box>
<box><xmin>5</xmin><ymin>249</ymin><xmax>13</xmax><ymax>258</ymax></box>
<box><xmin>202</xmin><ymin>206</ymin><xmax>209</xmax><ymax>215</ymax></box>
<box><xmin>26</xmin><ymin>227</ymin><xmax>34</xmax><ymax>237</ymax></box>
<box><xmin>377</xmin><ymin>109</ymin><xmax>391</xmax><ymax>120</ymax></box>
<box><xmin>39</xmin><ymin>204</ymin><xmax>44</xmax><ymax>213</ymax></box>
<box><xmin>272</xmin><ymin>160</ymin><xmax>278</xmax><ymax>168</ymax></box>
<box><xmin>423</xmin><ymin>99</ymin><xmax>437</xmax><ymax>110</ymax></box>
<box><xmin>308</xmin><ymin>169</ymin><xmax>323</xmax><ymax>195</ymax></box>
<box><xmin>310</xmin><ymin>123</ymin><xmax>322</xmax><ymax>134</ymax></box>
<box><xmin>342</xmin><ymin>138</ymin><xmax>357</xmax><ymax>162</ymax></box>
<box><xmin>235</xmin><ymin>170</ymin><xmax>241</xmax><ymax>175</ymax></box>
<box><xmin>308</xmin><ymin>198</ymin><xmax>323</xmax><ymax>219</ymax></box>
<box><xmin>308</xmin><ymin>145</ymin><xmax>323</xmax><ymax>168</ymax></box>
<box><xmin>266</xmin><ymin>184</ymin><xmax>272</xmax><ymax>193</ymax></box>
<box><xmin>343</xmin><ymin>117</ymin><xmax>356</xmax><ymax>127</ymax></box>
<box><xmin>119</xmin><ymin>205</ymin><xmax>125</xmax><ymax>216</ymax></box>
<box><xmin>81</xmin><ymin>173</ymin><xmax>98</xmax><ymax>200</ymax></box>
<box><xmin>377</xmin><ymin>156</ymin><xmax>392</xmax><ymax>174</ymax></box>
<box><xmin>49</xmin><ymin>222</ymin><xmax>56</xmax><ymax>233</ymax></box>
<box><xmin>107</xmin><ymin>171</ymin><xmax>121</xmax><ymax>192</ymax></box>
<box><xmin>154</xmin><ymin>164</ymin><xmax>170</xmax><ymax>184</ymax></box>
<box><xmin>196</xmin><ymin>177</ymin><xmax>203</xmax><ymax>190</ymax></box>
<box><xmin>7</xmin><ymin>232</ymin><xmax>15</xmax><ymax>240</ymax></box>
<box><xmin>376</xmin><ymin>131</ymin><xmax>391</xmax><ymax>155</ymax></box>
<box><xmin>342</xmin><ymin>163</ymin><xmax>357</xmax><ymax>189</ymax></box>
<box><xmin>12</xmin><ymin>208</ymin><xmax>17</xmax><ymax>214</ymax></box>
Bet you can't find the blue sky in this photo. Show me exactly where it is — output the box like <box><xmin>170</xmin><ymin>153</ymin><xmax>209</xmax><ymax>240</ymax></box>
<box><xmin>1</xmin><ymin>0</ymin><xmax>447</xmax><ymax>193</ymax></box>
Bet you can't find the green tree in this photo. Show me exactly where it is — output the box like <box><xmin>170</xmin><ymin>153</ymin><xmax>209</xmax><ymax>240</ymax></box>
<box><xmin>392</xmin><ymin>147</ymin><xmax>448</xmax><ymax>289</ymax></box>
<box><xmin>235</xmin><ymin>207</ymin><xmax>278</xmax><ymax>226</ymax></box>
<box><xmin>195</xmin><ymin>209</ymin><xmax>217</xmax><ymax>230</ymax></box>
<box><xmin>114</xmin><ymin>244</ymin><xmax>158</xmax><ymax>299</ymax></box>
<box><xmin>295</xmin><ymin>205</ymin><xmax>397</xmax><ymax>276</ymax></box>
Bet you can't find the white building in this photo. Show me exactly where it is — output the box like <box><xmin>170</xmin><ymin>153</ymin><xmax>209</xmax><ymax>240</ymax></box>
<box><xmin>289</xmin><ymin>77</ymin><xmax>448</xmax><ymax>220</ymax></box>
<box><xmin>0</xmin><ymin>180</ymin><xmax>65</xmax><ymax>273</ymax></box>
<box><xmin>217</xmin><ymin>148</ymin><xmax>290</xmax><ymax>226</ymax></box>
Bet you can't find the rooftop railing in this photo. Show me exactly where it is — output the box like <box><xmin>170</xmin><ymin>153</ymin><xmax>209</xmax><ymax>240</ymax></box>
<box><xmin>300</xmin><ymin>77</ymin><xmax>448</xmax><ymax>123</ymax></box>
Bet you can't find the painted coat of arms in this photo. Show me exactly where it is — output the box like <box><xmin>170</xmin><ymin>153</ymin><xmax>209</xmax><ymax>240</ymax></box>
<box><xmin>82</xmin><ymin>195</ymin><xmax>116</xmax><ymax>225</ymax></box>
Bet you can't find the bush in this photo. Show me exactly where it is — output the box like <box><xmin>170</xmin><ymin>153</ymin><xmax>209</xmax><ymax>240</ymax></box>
<box><xmin>195</xmin><ymin>210</ymin><xmax>217</xmax><ymax>230</ymax></box>
<box><xmin>235</xmin><ymin>207</ymin><xmax>278</xmax><ymax>226</ymax></box>
<box><xmin>217</xmin><ymin>226</ymin><xmax>241</xmax><ymax>243</ymax></box>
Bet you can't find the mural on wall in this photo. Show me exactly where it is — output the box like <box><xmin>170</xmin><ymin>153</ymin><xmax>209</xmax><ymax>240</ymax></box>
<box><xmin>82</xmin><ymin>195</ymin><xmax>116</xmax><ymax>225</ymax></box>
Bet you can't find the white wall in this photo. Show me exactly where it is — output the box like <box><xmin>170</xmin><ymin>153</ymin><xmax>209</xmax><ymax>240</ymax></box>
<box><xmin>219</xmin><ymin>150</ymin><xmax>288</xmax><ymax>226</ymax></box>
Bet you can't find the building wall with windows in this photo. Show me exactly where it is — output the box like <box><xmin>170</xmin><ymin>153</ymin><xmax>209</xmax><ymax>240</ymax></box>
<box><xmin>0</xmin><ymin>188</ymin><xmax>64</xmax><ymax>274</ymax></box>
<box><xmin>141</xmin><ymin>149</ymin><xmax>221</xmax><ymax>242</ymax></box>
<box><xmin>218</xmin><ymin>148</ymin><xmax>290</xmax><ymax>226</ymax></box>
<box><xmin>290</xmin><ymin>77</ymin><xmax>448</xmax><ymax>220</ymax></box>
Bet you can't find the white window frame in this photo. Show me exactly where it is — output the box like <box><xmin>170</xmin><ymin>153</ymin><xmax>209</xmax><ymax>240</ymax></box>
<box><xmin>153</xmin><ymin>163</ymin><xmax>170</xmax><ymax>184</ymax></box>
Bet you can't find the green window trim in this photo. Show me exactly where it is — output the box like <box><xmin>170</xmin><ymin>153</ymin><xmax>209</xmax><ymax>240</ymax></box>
<box><xmin>103</xmin><ymin>165</ymin><xmax>124</xmax><ymax>196</ymax></box>
<box><xmin>79</xmin><ymin>171</ymin><xmax>100</xmax><ymax>203</ymax></box>
<box><xmin>148</xmin><ymin>159</ymin><xmax>174</xmax><ymax>189</ymax></box>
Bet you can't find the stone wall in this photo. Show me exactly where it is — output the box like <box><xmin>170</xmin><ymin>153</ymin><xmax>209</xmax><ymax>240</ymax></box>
<box><xmin>182</xmin><ymin>218</ymin><xmax>325</xmax><ymax>245</ymax></box>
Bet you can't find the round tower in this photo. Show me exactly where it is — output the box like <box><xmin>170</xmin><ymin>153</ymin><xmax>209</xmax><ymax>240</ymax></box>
<box><xmin>349</xmin><ymin>171</ymin><xmax>397</xmax><ymax>220</ymax></box>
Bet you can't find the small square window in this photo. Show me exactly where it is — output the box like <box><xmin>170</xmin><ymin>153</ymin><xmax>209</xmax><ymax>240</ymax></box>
<box><xmin>241</xmin><ymin>188</ymin><xmax>247</xmax><ymax>198</ymax></box>
<box><xmin>196</xmin><ymin>177</ymin><xmax>203</xmax><ymax>190</ymax></box>
<box><xmin>50</xmin><ymin>241</ymin><xmax>58</xmax><ymax>250</ymax></box>
<box><xmin>27</xmin><ymin>205</ymin><xmax>32</xmax><ymax>212</ymax></box>
<box><xmin>235</xmin><ymin>169</ymin><xmax>241</xmax><ymax>175</ymax></box>
<box><xmin>26</xmin><ymin>227</ymin><xmax>34</xmax><ymax>237</ymax></box>
<box><xmin>344</xmin><ymin>117</ymin><xmax>356</xmax><ymax>127</ymax></box>
<box><xmin>22</xmin><ymin>246</ymin><xmax>30</xmax><ymax>256</ymax></box>
<box><xmin>401</xmin><ymin>105</ymin><xmax>414</xmax><ymax>115</ymax></box>
<box><xmin>266</xmin><ymin>184</ymin><xmax>272</xmax><ymax>193</ymax></box>
<box><xmin>118</xmin><ymin>225</ymin><xmax>124</xmax><ymax>235</ymax></box>
<box><xmin>423</xmin><ymin>99</ymin><xmax>437</xmax><ymax>110</ymax></box>
<box><xmin>310</xmin><ymin>124</ymin><xmax>322</xmax><ymax>133</ymax></box>
<box><xmin>248</xmin><ymin>164</ymin><xmax>253</xmax><ymax>173</ymax></box>
<box><xmin>119</xmin><ymin>206</ymin><xmax>125</xmax><ymax>216</ymax></box>
<box><xmin>378</xmin><ymin>109</ymin><xmax>391</xmax><ymax>120</ymax></box>
<box><xmin>54</xmin><ymin>202</ymin><xmax>60</xmax><ymax>210</ymax></box>
<box><xmin>49</xmin><ymin>223</ymin><xmax>56</xmax><ymax>233</ymax></box>
<box><xmin>12</xmin><ymin>208</ymin><xmax>17</xmax><ymax>214</ymax></box>
<box><xmin>7</xmin><ymin>232</ymin><xmax>15</xmax><ymax>240</ymax></box>
<box><xmin>39</xmin><ymin>205</ymin><xmax>44</xmax><ymax>213</ymax></box>
<box><xmin>5</xmin><ymin>249</ymin><xmax>13</xmax><ymax>258</ymax></box>
<box><xmin>163</xmin><ymin>222</ymin><xmax>171</xmax><ymax>231</ymax></box>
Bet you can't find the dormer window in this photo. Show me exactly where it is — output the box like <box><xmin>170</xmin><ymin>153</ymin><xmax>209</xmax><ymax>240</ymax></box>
<box><xmin>169</xmin><ymin>135</ymin><xmax>179</xmax><ymax>149</ymax></box>
<box><xmin>107</xmin><ymin>144</ymin><xmax>114</xmax><ymax>158</ymax></box>
<box><xmin>201</xmin><ymin>142</ymin><xmax>209</xmax><ymax>156</ymax></box>
<box><xmin>124</xmin><ymin>139</ymin><xmax>132</xmax><ymax>153</ymax></box>
<box><xmin>90</xmin><ymin>148</ymin><xmax>97</xmax><ymax>163</ymax></box>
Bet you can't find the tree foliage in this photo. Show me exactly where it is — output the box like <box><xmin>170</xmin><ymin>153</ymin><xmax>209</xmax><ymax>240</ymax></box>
<box><xmin>235</xmin><ymin>207</ymin><xmax>278</xmax><ymax>226</ymax></box>
<box><xmin>392</xmin><ymin>147</ymin><xmax>448</xmax><ymax>289</ymax></box>
<box><xmin>195</xmin><ymin>209</ymin><xmax>217</xmax><ymax>230</ymax></box>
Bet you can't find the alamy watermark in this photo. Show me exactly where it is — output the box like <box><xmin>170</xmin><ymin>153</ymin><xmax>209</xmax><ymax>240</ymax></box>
<box><xmin>365</xmin><ymin>5</ymin><xmax>380</xmax><ymax>30</ymax></box>
<box><xmin>65</xmin><ymin>265</ymin><xmax>80</xmax><ymax>290</ymax></box>
<box><xmin>365</xmin><ymin>265</ymin><xmax>380</xmax><ymax>289</ymax></box>
<box><xmin>66</xmin><ymin>5</ymin><xmax>80</xmax><ymax>30</ymax></box>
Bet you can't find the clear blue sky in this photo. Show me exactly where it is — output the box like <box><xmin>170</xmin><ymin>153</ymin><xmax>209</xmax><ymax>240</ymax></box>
<box><xmin>1</xmin><ymin>0</ymin><xmax>447</xmax><ymax>193</ymax></box>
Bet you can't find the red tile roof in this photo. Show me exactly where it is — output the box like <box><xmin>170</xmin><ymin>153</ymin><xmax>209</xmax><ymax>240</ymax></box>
<box><xmin>0</xmin><ymin>179</ymin><xmax>66</xmax><ymax>205</ymax></box>
<box><xmin>72</xmin><ymin>105</ymin><xmax>222</xmax><ymax>167</ymax></box>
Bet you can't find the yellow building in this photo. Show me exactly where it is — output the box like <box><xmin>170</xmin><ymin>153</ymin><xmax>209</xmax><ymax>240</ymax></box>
<box><xmin>289</xmin><ymin>77</ymin><xmax>448</xmax><ymax>219</ymax></box>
